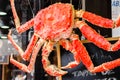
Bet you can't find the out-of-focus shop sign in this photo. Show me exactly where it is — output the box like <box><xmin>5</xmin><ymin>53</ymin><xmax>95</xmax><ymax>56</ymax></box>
<box><xmin>111</xmin><ymin>0</ymin><xmax>120</xmax><ymax>20</ymax></box>
<box><xmin>0</xmin><ymin>34</ymin><xmax>22</xmax><ymax>55</ymax></box>
<box><xmin>112</xmin><ymin>0</ymin><xmax>120</xmax><ymax>37</ymax></box>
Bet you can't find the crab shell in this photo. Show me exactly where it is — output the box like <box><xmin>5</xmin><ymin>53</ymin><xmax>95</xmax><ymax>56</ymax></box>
<box><xmin>34</xmin><ymin>3</ymin><xmax>74</xmax><ymax>41</ymax></box>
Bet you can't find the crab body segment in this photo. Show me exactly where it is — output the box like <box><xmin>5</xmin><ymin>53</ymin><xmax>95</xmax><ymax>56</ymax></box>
<box><xmin>34</xmin><ymin>3</ymin><xmax>74</xmax><ymax>41</ymax></box>
<box><xmin>8</xmin><ymin>0</ymin><xmax>120</xmax><ymax>76</ymax></box>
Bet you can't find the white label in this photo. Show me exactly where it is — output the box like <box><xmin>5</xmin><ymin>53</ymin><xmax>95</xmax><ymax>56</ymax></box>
<box><xmin>111</xmin><ymin>0</ymin><xmax>120</xmax><ymax>37</ymax></box>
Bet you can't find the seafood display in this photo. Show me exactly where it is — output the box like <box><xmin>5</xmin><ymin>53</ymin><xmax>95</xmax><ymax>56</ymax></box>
<box><xmin>8</xmin><ymin>0</ymin><xmax>120</xmax><ymax>76</ymax></box>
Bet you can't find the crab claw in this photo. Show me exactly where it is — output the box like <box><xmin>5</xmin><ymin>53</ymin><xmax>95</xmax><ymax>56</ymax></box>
<box><xmin>45</xmin><ymin>65</ymin><xmax>68</xmax><ymax>76</ymax></box>
<box><xmin>42</xmin><ymin>41</ymin><xmax>67</xmax><ymax>76</ymax></box>
<box><xmin>42</xmin><ymin>57</ymin><xmax>68</xmax><ymax>76</ymax></box>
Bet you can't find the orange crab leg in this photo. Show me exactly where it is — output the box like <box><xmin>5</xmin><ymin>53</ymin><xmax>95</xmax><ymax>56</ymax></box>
<box><xmin>76</xmin><ymin>10</ymin><xmax>118</xmax><ymax>28</ymax></box>
<box><xmin>75</xmin><ymin>21</ymin><xmax>112</xmax><ymax>51</ymax></box>
<box><xmin>10</xmin><ymin>38</ymin><xmax>45</xmax><ymax>73</ymax></box>
<box><xmin>75</xmin><ymin>21</ymin><xmax>120</xmax><ymax>51</ymax></box>
<box><xmin>42</xmin><ymin>41</ymin><xmax>67</xmax><ymax>76</ymax></box>
<box><xmin>10</xmin><ymin>0</ymin><xmax>34</xmax><ymax>33</ymax></box>
<box><xmin>17</xmin><ymin>19</ymin><xmax>34</xmax><ymax>33</ymax></box>
<box><xmin>27</xmin><ymin>38</ymin><xmax>45</xmax><ymax>71</ymax></box>
<box><xmin>59</xmin><ymin>38</ymin><xmax>79</xmax><ymax>69</ymax></box>
<box><xmin>10</xmin><ymin>54</ymin><xmax>30</xmax><ymax>73</ymax></box>
<box><xmin>91</xmin><ymin>58</ymin><xmax>120</xmax><ymax>73</ymax></box>
<box><xmin>22</xmin><ymin>34</ymin><xmax>38</xmax><ymax>60</ymax></box>
<box><xmin>59</xmin><ymin>34</ymin><xmax>94</xmax><ymax>71</ymax></box>
<box><xmin>59</xmin><ymin>33</ymin><xmax>120</xmax><ymax>73</ymax></box>
<box><xmin>111</xmin><ymin>38</ymin><xmax>120</xmax><ymax>51</ymax></box>
<box><xmin>8</xmin><ymin>30</ymin><xmax>38</xmax><ymax>60</ymax></box>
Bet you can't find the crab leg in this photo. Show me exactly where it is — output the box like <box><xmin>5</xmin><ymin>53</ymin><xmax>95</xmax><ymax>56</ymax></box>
<box><xmin>75</xmin><ymin>21</ymin><xmax>112</xmax><ymax>51</ymax></box>
<box><xmin>59</xmin><ymin>34</ymin><xmax>120</xmax><ymax>73</ymax></box>
<box><xmin>59</xmin><ymin>34</ymin><xmax>94</xmax><ymax>71</ymax></box>
<box><xmin>10</xmin><ymin>0</ymin><xmax>34</xmax><ymax>33</ymax></box>
<box><xmin>42</xmin><ymin>41</ymin><xmax>67</xmax><ymax>76</ymax></box>
<box><xmin>10</xmin><ymin>54</ymin><xmax>30</xmax><ymax>73</ymax></box>
<box><xmin>75</xmin><ymin>21</ymin><xmax>120</xmax><ymax>51</ymax></box>
<box><xmin>111</xmin><ymin>39</ymin><xmax>120</xmax><ymax>51</ymax></box>
<box><xmin>59</xmin><ymin>35</ymin><xmax>120</xmax><ymax>73</ymax></box>
<box><xmin>27</xmin><ymin>38</ymin><xmax>45</xmax><ymax>71</ymax></box>
<box><xmin>91</xmin><ymin>58</ymin><xmax>120</xmax><ymax>73</ymax></box>
<box><xmin>8</xmin><ymin>30</ymin><xmax>38</xmax><ymax>60</ymax></box>
<box><xmin>75</xmin><ymin>10</ymin><xmax>120</xmax><ymax>28</ymax></box>
<box><xmin>59</xmin><ymin>39</ymin><xmax>79</xmax><ymax>69</ymax></box>
<box><xmin>10</xmin><ymin>38</ymin><xmax>45</xmax><ymax>73</ymax></box>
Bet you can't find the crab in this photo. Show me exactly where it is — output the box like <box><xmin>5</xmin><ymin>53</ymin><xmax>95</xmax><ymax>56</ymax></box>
<box><xmin>8</xmin><ymin>0</ymin><xmax>120</xmax><ymax>76</ymax></box>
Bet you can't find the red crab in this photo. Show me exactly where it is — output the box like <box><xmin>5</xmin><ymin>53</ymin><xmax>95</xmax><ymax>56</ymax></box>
<box><xmin>8</xmin><ymin>0</ymin><xmax>120</xmax><ymax>76</ymax></box>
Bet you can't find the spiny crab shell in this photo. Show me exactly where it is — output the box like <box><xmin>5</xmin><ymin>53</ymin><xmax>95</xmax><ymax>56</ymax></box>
<box><xmin>34</xmin><ymin>3</ymin><xmax>74</xmax><ymax>41</ymax></box>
